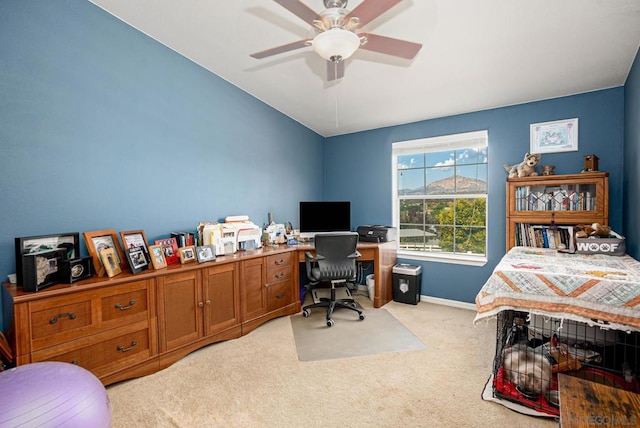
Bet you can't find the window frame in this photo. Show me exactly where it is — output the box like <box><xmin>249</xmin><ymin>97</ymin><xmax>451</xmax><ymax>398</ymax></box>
<box><xmin>392</xmin><ymin>130</ymin><xmax>488</xmax><ymax>266</ymax></box>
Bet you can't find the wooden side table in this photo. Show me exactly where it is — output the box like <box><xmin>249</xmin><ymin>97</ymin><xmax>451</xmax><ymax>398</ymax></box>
<box><xmin>558</xmin><ymin>373</ymin><xmax>640</xmax><ymax>427</ymax></box>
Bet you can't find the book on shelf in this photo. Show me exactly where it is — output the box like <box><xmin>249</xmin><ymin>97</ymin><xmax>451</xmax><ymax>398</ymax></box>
<box><xmin>170</xmin><ymin>231</ymin><xmax>195</xmax><ymax>248</ymax></box>
<box><xmin>515</xmin><ymin>224</ymin><xmax>575</xmax><ymax>252</ymax></box>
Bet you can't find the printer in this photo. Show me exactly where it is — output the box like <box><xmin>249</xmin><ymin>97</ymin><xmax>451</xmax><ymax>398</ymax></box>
<box><xmin>357</xmin><ymin>225</ymin><xmax>397</xmax><ymax>243</ymax></box>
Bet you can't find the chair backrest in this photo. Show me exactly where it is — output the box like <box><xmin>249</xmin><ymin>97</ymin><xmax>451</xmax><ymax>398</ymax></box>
<box><xmin>310</xmin><ymin>232</ymin><xmax>359</xmax><ymax>282</ymax></box>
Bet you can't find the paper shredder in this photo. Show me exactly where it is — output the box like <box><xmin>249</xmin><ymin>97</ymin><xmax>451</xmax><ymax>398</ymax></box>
<box><xmin>392</xmin><ymin>264</ymin><xmax>422</xmax><ymax>305</ymax></box>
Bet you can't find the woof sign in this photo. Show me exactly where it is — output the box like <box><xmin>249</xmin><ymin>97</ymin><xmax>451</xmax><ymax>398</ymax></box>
<box><xmin>575</xmin><ymin>235</ymin><xmax>625</xmax><ymax>256</ymax></box>
<box><xmin>576</xmin><ymin>242</ymin><xmax>620</xmax><ymax>253</ymax></box>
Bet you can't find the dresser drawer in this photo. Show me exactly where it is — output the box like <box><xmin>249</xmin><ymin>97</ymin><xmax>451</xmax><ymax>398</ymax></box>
<box><xmin>101</xmin><ymin>288</ymin><xmax>148</xmax><ymax>322</ymax></box>
<box><xmin>266</xmin><ymin>253</ymin><xmax>292</xmax><ymax>271</ymax></box>
<box><xmin>266</xmin><ymin>280</ymin><xmax>293</xmax><ymax>312</ymax></box>
<box><xmin>31</xmin><ymin>299</ymin><xmax>94</xmax><ymax>342</ymax></box>
<box><xmin>266</xmin><ymin>266</ymin><xmax>291</xmax><ymax>284</ymax></box>
<box><xmin>31</xmin><ymin>324</ymin><xmax>153</xmax><ymax>378</ymax></box>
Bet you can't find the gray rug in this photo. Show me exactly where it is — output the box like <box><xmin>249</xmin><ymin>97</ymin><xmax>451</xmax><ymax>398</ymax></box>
<box><xmin>290</xmin><ymin>300</ymin><xmax>426</xmax><ymax>361</ymax></box>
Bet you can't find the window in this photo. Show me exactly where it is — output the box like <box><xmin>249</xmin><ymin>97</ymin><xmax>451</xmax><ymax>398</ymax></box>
<box><xmin>392</xmin><ymin>130</ymin><xmax>488</xmax><ymax>265</ymax></box>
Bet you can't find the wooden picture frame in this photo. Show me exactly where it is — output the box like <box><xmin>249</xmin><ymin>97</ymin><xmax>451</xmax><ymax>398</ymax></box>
<box><xmin>196</xmin><ymin>245</ymin><xmax>216</xmax><ymax>263</ymax></box>
<box><xmin>99</xmin><ymin>247</ymin><xmax>122</xmax><ymax>278</ymax></box>
<box><xmin>125</xmin><ymin>246</ymin><xmax>149</xmax><ymax>274</ymax></box>
<box><xmin>178</xmin><ymin>245</ymin><xmax>197</xmax><ymax>264</ymax></box>
<box><xmin>148</xmin><ymin>244</ymin><xmax>167</xmax><ymax>270</ymax></box>
<box><xmin>15</xmin><ymin>232</ymin><xmax>79</xmax><ymax>286</ymax></box>
<box><xmin>530</xmin><ymin>118</ymin><xmax>578</xmax><ymax>154</ymax></box>
<box><xmin>120</xmin><ymin>229</ymin><xmax>150</xmax><ymax>260</ymax></box>
<box><xmin>154</xmin><ymin>238</ymin><xmax>180</xmax><ymax>265</ymax></box>
<box><xmin>84</xmin><ymin>229</ymin><xmax>125</xmax><ymax>277</ymax></box>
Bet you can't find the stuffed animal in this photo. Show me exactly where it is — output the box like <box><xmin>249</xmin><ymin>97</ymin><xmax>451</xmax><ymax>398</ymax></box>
<box><xmin>575</xmin><ymin>223</ymin><xmax>612</xmax><ymax>238</ymax></box>
<box><xmin>504</xmin><ymin>153</ymin><xmax>541</xmax><ymax>178</ymax></box>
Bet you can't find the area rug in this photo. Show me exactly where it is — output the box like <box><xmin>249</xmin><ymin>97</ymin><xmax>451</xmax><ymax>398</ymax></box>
<box><xmin>290</xmin><ymin>300</ymin><xmax>426</xmax><ymax>361</ymax></box>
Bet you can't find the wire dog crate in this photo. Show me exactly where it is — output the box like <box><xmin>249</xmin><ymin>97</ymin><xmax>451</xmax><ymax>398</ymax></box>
<box><xmin>491</xmin><ymin>310</ymin><xmax>640</xmax><ymax>416</ymax></box>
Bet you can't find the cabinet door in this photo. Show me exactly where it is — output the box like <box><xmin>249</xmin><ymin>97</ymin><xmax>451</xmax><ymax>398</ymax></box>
<box><xmin>241</xmin><ymin>257</ymin><xmax>266</xmax><ymax>322</ymax></box>
<box><xmin>157</xmin><ymin>270</ymin><xmax>202</xmax><ymax>352</ymax></box>
<box><xmin>202</xmin><ymin>263</ymin><xmax>241</xmax><ymax>336</ymax></box>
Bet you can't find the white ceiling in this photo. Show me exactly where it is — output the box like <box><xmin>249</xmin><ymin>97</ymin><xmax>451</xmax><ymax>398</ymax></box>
<box><xmin>89</xmin><ymin>0</ymin><xmax>640</xmax><ymax>137</ymax></box>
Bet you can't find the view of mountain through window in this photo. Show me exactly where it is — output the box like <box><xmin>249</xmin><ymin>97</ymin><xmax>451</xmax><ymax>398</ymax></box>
<box><xmin>393</xmin><ymin>131</ymin><xmax>488</xmax><ymax>260</ymax></box>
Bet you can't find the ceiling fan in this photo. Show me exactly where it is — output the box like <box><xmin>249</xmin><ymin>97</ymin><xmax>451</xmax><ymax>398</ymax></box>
<box><xmin>250</xmin><ymin>0</ymin><xmax>422</xmax><ymax>80</ymax></box>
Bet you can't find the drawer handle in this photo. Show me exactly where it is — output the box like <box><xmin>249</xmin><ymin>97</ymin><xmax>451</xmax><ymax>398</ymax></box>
<box><xmin>115</xmin><ymin>300</ymin><xmax>136</xmax><ymax>311</ymax></box>
<box><xmin>274</xmin><ymin>272</ymin><xmax>285</xmax><ymax>279</ymax></box>
<box><xmin>274</xmin><ymin>259</ymin><xmax>285</xmax><ymax>265</ymax></box>
<box><xmin>49</xmin><ymin>312</ymin><xmax>76</xmax><ymax>324</ymax></box>
<box><xmin>117</xmin><ymin>340</ymin><xmax>138</xmax><ymax>352</ymax></box>
<box><xmin>275</xmin><ymin>292</ymin><xmax>285</xmax><ymax>299</ymax></box>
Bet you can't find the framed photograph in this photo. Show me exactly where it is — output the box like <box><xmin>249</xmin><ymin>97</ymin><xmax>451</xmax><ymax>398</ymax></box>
<box><xmin>125</xmin><ymin>246</ymin><xmax>149</xmax><ymax>274</ymax></box>
<box><xmin>59</xmin><ymin>256</ymin><xmax>93</xmax><ymax>284</ymax></box>
<box><xmin>120</xmin><ymin>229</ymin><xmax>150</xmax><ymax>260</ymax></box>
<box><xmin>15</xmin><ymin>232</ymin><xmax>80</xmax><ymax>286</ymax></box>
<box><xmin>196</xmin><ymin>245</ymin><xmax>216</xmax><ymax>263</ymax></box>
<box><xmin>21</xmin><ymin>248</ymin><xmax>66</xmax><ymax>292</ymax></box>
<box><xmin>84</xmin><ymin>229</ymin><xmax>125</xmax><ymax>277</ymax></box>
<box><xmin>155</xmin><ymin>238</ymin><xmax>180</xmax><ymax>265</ymax></box>
<box><xmin>179</xmin><ymin>245</ymin><xmax>197</xmax><ymax>264</ymax></box>
<box><xmin>148</xmin><ymin>244</ymin><xmax>167</xmax><ymax>270</ymax></box>
<box><xmin>99</xmin><ymin>247</ymin><xmax>122</xmax><ymax>278</ymax></box>
<box><xmin>530</xmin><ymin>118</ymin><xmax>578</xmax><ymax>154</ymax></box>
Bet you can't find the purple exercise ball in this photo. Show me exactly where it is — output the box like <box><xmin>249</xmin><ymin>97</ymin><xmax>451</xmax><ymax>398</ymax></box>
<box><xmin>0</xmin><ymin>362</ymin><xmax>111</xmax><ymax>427</ymax></box>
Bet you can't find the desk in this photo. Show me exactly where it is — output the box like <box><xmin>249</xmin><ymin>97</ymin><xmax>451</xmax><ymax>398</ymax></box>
<box><xmin>558</xmin><ymin>373</ymin><xmax>640</xmax><ymax>427</ymax></box>
<box><xmin>294</xmin><ymin>241</ymin><xmax>397</xmax><ymax>308</ymax></box>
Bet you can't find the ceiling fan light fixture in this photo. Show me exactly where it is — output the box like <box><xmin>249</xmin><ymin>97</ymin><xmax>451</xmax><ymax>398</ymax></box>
<box><xmin>312</xmin><ymin>28</ymin><xmax>360</xmax><ymax>62</ymax></box>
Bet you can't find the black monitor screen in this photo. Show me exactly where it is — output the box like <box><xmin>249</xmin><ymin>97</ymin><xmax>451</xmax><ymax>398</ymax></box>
<box><xmin>299</xmin><ymin>201</ymin><xmax>351</xmax><ymax>234</ymax></box>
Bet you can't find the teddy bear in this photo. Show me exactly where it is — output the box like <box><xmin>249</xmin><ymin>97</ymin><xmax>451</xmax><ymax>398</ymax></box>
<box><xmin>504</xmin><ymin>153</ymin><xmax>541</xmax><ymax>178</ymax></box>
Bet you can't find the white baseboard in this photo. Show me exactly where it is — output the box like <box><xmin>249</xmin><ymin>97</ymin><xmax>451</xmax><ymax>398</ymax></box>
<box><xmin>419</xmin><ymin>295</ymin><xmax>476</xmax><ymax>311</ymax></box>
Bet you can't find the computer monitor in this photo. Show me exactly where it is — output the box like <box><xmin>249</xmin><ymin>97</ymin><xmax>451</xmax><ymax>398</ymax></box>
<box><xmin>299</xmin><ymin>201</ymin><xmax>351</xmax><ymax>240</ymax></box>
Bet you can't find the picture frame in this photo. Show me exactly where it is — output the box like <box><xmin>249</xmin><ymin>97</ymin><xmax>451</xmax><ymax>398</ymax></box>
<box><xmin>99</xmin><ymin>247</ymin><xmax>122</xmax><ymax>278</ymax></box>
<box><xmin>59</xmin><ymin>256</ymin><xmax>93</xmax><ymax>284</ymax></box>
<box><xmin>155</xmin><ymin>238</ymin><xmax>180</xmax><ymax>265</ymax></box>
<box><xmin>21</xmin><ymin>248</ymin><xmax>66</xmax><ymax>292</ymax></box>
<box><xmin>196</xmin><ymin>245</ymin><xmax>216</xmax><ymax>263</ymax></box>
<box><xmin>148</xmin><ymin>244</ymin><xmax>167</xmax><ymax>270</ymax></box>
<box><xmin>178</xmin><ymin>245</ymin><xmax>197</xmax><ymax>264</ymax></box>
<box><xmin>125</xmin><ymin>246</ymin><xmax>149</xmax><ymax>274</ymax></box>
<box><xmin>119</xmin><ymin>229</ymin><xmax>150</xmax><ymax>261</ymax></box>
<box><xmin>15</xmin><ymin>232</ymin><xmax>80</xmax><ymax>286</ymax></box>
<box><xmin>84</xmin><ymin>229</ymin><xmax>125</xmax><ymax>277</ymax></box>
<box><xmin>530</xmin><ymin>118</ymin><xmax>578</xmax><ymax>154</ymax></box>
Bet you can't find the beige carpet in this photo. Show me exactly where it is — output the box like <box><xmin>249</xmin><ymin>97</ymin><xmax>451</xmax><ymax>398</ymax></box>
<box><xmin>291</xmin><ymin>302</ymin><xmax>425</xmax><ymax>361</ymax></box>
<box><xmin>107</xmin><ymin>297</ymin><xmax>558</xmax><ymax>428</ymax></box>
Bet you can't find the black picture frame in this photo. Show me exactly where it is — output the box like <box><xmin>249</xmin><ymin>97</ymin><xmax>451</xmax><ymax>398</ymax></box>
<box><xmin>59</xmin><ymin>256</ymin><xmax>93</xmax><ymax>284</ymax></box>
<box><xmin>126</xmin><ymin>246</ymin><xmax>149</xmax><ymax>274</ymax></box>
<box><xmin>21</xmin><ymin>248</ymin><xmax>66</xmax><ymax>292</ymax></box>
<box><xmin>15</xmin><ymin>233</ymin><xmax>80</xmax><ymax>286</ymax></box>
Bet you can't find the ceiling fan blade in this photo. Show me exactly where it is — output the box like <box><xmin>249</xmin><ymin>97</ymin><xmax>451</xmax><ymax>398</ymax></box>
<box><xmin>250</xmin><ymin>39</ymin><xmax>312</xmax><ymax>59</ymax></box>
<box><xmin>358</xmin><ymin>33</ymin><xmax>422</xmax><ymax>59</ymax></box>
<box><xmin>344</xmin><ymin>0</ymin><xmax>402</xmax><ymax>27</ymax></box>
<box><xmin>274</xmin><ymin>0</ymin><xmax>322</xmax><ymax>25</ymax></box>
<box><xmin>327</xmin><ymin>60</ymin><xmax>345</xmax><ymax>81</ymax></box>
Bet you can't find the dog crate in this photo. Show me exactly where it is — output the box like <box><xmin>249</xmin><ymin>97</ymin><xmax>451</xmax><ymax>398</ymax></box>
<box><xmin>491</xmin><ymin>310</ymin><xmax>640</xmax><ymax>416</ymax></box>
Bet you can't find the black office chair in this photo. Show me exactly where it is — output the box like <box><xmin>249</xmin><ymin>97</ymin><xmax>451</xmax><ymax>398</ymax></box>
<box><xmin>301</xmin><ymin>232</ymin><xmax>365</xmax><ymax>327</ymax></box>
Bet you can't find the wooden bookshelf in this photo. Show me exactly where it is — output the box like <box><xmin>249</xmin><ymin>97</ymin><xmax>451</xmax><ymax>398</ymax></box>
<box><xmin>506</xmin><ymin>172</ymin><xmax>609</xmax><ymax>251</ymax></box>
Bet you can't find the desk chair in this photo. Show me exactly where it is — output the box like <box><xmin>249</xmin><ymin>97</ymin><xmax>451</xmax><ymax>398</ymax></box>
<box><xmin>302</xmin><ymin>232</ymin><xmax>365</xmax><ymax>327</ymax></box>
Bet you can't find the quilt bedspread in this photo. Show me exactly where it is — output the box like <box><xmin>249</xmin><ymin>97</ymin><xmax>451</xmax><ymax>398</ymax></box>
<box><xmin>474</xmin><ymin>247</ymin><xmax>640</xmax><ymax>331</ymax></box>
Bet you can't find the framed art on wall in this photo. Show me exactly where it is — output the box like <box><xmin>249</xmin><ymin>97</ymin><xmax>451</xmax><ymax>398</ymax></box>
<box><xmin>530</xmin><ymin>118</ymin><xmax>578</xmax><ymax>154</ymax></box>
<box><xmin>84</xmin><ymin>229</ymin><xmax>125</xmax><ymax>277</ymax></box>
<box><xmin>15</xmin><ymin>232</ymin><xmax>79</xmax><ymax>285</ymax></box>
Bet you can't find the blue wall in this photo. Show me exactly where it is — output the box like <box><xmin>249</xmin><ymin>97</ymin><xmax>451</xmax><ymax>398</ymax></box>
<box><xmin>324</xmin><ymin>89</ymin><xmax>626</xmax><ymax>303</ymax></box>
<box><xmin>1</xmin><ymin>1</ymin><xmax>636</xmax><ymax>332</ymax></box>
<box><xmin>624</xmin><ymin>48</ymin><xmax>640</xmax><ymax>260</ymax></box>
<box><xmin>0</xmin><ymin>1</ymin><xmax>324</xmax><ymax>329</ymax></box>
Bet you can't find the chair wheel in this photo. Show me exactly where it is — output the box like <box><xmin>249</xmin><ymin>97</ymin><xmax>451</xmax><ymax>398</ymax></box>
<box><xmin>359</xmin><ymin>313</ymin><xmax>365</xmax><ymax>321</ymax></box>
<box><xmin>351</xmin><ymin>302</ymin><xmax>358</xmax><ymax>308</ymax></box>
<box><xmin>327</xmin><ymin>319</ymin><xmax>334</xmax><ymax>327</ymax></box>
<box><xmin>302</xmin><ymin>309</ymin><xmax>310</xmax><ymax>317</ymax></box>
